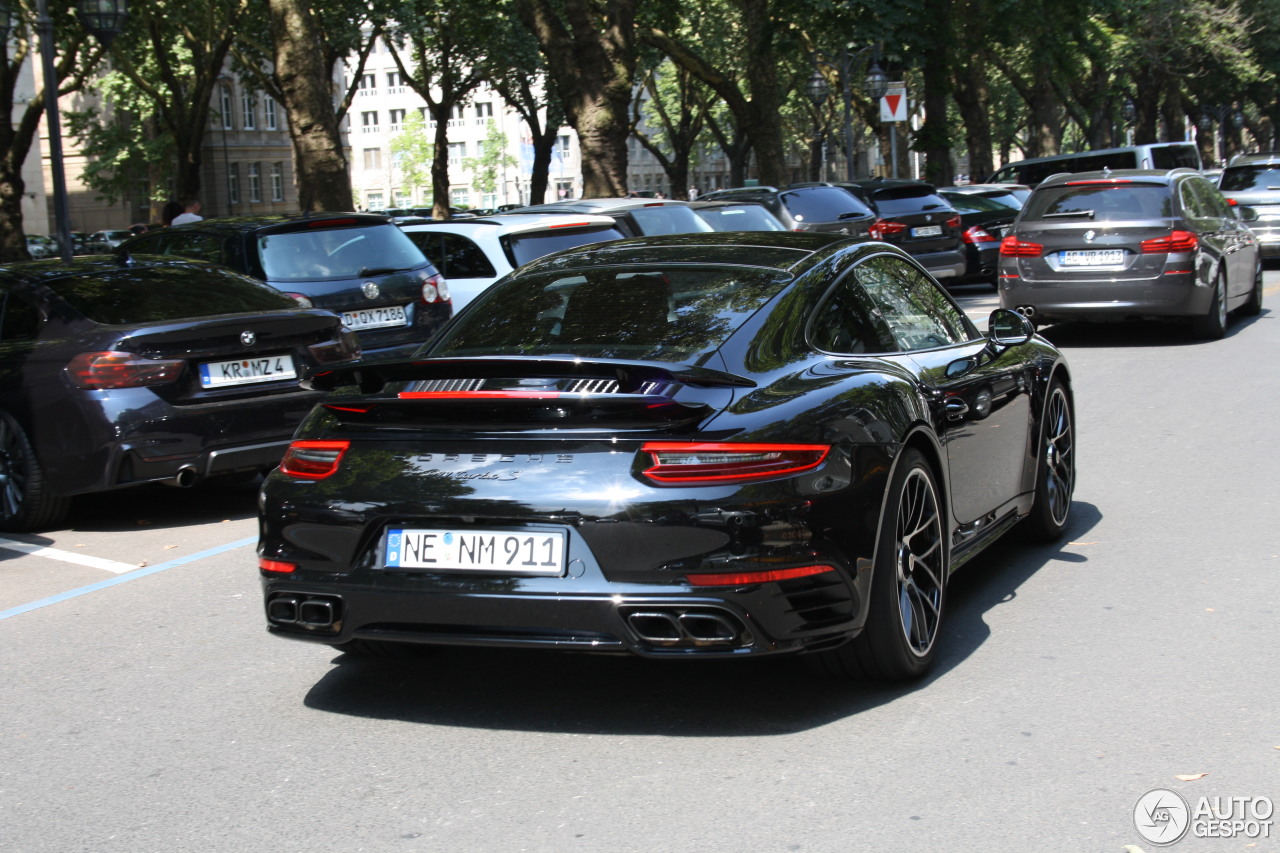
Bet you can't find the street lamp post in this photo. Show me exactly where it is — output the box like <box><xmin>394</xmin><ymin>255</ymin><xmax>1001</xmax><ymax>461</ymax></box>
<box><xmin>806</xmin><ymin>69</ymin><xmax>828</xmax><ymax>182</ymax></box>
<box><xmin>1121</xmin><ymin>97</ymin><xmax>1136</xmax><ymax>147</ymax></box>
<box><xmin>7</xmin><ymin>0</ymin><xmax>129</xmax><ymax>261</ymax></box>
<box><xmin>864</xmin><ymin>60</ymin><xmax>888</xmax><ymax>177</ymax></box>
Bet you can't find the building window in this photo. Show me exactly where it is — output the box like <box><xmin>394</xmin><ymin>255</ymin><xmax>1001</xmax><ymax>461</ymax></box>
<box><xmin>450</xmin><ymin>188</ymin><xmax>469</xmax><ymax>207</ymax></box>
<box><xmin>228</xmin><ymin>164</ymin><xmax>240</xmax><ymax>204</ymax></box>
<box><xmin>475</xmin><ymin>102</ymin><xmax>493</xmax><ymax>124</ymax></box>
<box><xmin>366</xmin><ymin>191</ymin><xmax>383</xmax><ymax>209</ymax></box>
<box><xmin>270</xmin><ymin>162</ymin><xmax>284</xmax><ymax>201</ymax></box>
<box><xmin>363</xmin><ymin>147</ymin><xmax>382</xmax><ymax>170</ymax></box>
<box><xmin>357</xmin><ymin>73</ymin><xmax>376</xmax><ymax>94</ymax></box>
<box><xmin>248</xmin><ymin>163</ymin><xmax>262</xmax><ymax>202</ymax></box>
<box><xmin>361</xmin><ymin>111</ymin><xmax>378</xmax><ymax>133</ymax></box>
<box><xmin>389</xmin><ymin>108</ymin><xmax>405</xmax><ymax>131</ymax></box>
<box><xmin>264</xmin><ymin>96</ymin><xmax>277</xmax><ymax>130</ymax></box>
<box><xmin>557</xmin><ymin>134</ymin><xmax>571</xmax><ymax>156</ymax></box>
<box><xmin>387</xmin><ymin>70</ymin><xmax>405</xmax><ymax>93</ymax></box>
<box><xmin>219</xmin><ymin>85</ymin><xmax>233</xmax><ymax>130</ymax></box>
<box><xmin>394</xmin><ymin>190</ymin><xmax>412</xmax><ymax>207</ymax></box>
<box><xmin>448</xmin><ymin>142</ymin><xmax>466</xmax><ymax>165</ymax></box>
<box><xmin>241</xmin><ymin>91</ymin><xmax>256</xmax><ymax>130</ymax></box>
<box><xmin>448</xmin><ymin>104</ymin><xmax>465</xmax><ymax>127</ymax></box>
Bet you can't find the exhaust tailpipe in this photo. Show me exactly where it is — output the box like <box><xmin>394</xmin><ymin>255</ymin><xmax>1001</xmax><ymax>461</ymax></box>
<box><xmin>167</xmin><ymin>465</ymin><xmax>200</xmax><ymax>488</ymax></box>
<box><xmin>1015</xmin><ymin>305</ymin><xmax>1036</xmax><ymax>318</ymax></box>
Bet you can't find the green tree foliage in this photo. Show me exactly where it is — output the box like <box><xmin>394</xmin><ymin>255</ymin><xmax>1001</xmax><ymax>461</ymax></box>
<box><xmin>389</xmin><ymin>108</ymin><xmax>433</xmax><ymax>198</ymax></box>
<box><xmin>463</xmin><ymin>121</ymin><xmax>518</xmax><ymax>196</ymax></box>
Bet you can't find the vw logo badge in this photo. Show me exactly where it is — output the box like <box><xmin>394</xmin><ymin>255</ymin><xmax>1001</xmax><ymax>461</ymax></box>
<box><xmin>362</xmin><ymin>282</ymin><xmax>380</xmax><ymax>299</ymax></box>
<box><xmin>240</xmin><ymin>330</ymin><xmax>256</xmax><ymax>346</ymax></box>
<box><xmin>1084</xmin><ymin>230</ymin><xmax>1096</xmax><ymax>243</ymax></box>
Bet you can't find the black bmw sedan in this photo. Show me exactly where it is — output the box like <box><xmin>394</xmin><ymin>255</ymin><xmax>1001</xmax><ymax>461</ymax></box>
<box><xmin>258</xmin><ymin>232</ymin><xmax>1075</xmax><ymax>680</ymax></box>
<box><xmin>0</xmin><ymin>256</ymin><xmax>360</xmax><ymax>532</ymax></box>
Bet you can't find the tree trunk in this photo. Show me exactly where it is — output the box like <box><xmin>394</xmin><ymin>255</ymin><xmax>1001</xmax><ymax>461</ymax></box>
<box><xmin>952</xmin><ymin>59</ymin><xmax>993</xmax><ymax>182</ymax></box>
<box><xmin>268</xmin><ymin>0</ymin><xmax>354</xmax><ymax>212</ymax></box>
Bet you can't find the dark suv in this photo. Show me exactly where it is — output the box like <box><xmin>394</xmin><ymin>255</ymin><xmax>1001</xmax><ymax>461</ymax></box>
<box><xmin>997</xmin><ymin>168</ymin><xmax>1262</xmax><ymax>338</ymax></box>
<box><xmin>697</xmin><ymin>185</ymin><xmax>875</xmax><ymax>237</ymax></box>
<box><xmin>1218</xmin><ymin>152</ymin><xmax>1280</xmax><ymax>257</ymax></box>
<box><xmin>834</xmin><ymin>179</ymin><xmax>966</xmax><ymax>281</ymax></box>
<box><xmin>120</xmin><ymin>213</ymin><xmax>451</xmax><ymax>359</ymax></box>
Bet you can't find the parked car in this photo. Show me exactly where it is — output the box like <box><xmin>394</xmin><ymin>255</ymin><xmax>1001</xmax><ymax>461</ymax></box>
<box><xmin>998</xmin><ymin>168</ymin><xmax>1263</xmax><ymax>338</ymax></box>
<box><xmin>400</xmin><ymin>213</ymin><xmax>626</xmax><ymax>311</ymax></box>
<box><xmin>939</xmin><ymin>189</ymin><xmax>1021</xmax><ymax>285</ymax></box>
<box><xmin>835</xmin><ymin>178</ymin><xmax>967</xmax><ymax>281</ymax></box>
<box><xmin>1217</xmin><ymin>152</ymin><xmax>1280</xmax><ymax>257</ymax></box>
<box><xmin>689</xmin><ymin>200</ymin><xmax>787</xmax><ymax>231</ymax></box>
<box><xmin>0</xmin><ymin>256</ymin><xmax>361</xmax><ymax>532</ymax></box>
<box><xmin>506</xmin><ymin>198</ymin><xmax>715</xmax><ymax>237</ymax></box>
<box><xmin>119</xmin><ymin>213</ymin><xmax>450</xmax><ymax>359</ymax></box>
<box><xmin>88</xmin><ymin>229</ymin><xmax>133</xmax><ymax>252</ymax></box>
<box><xmin>257</xmin><ymin>231</ymin><xmax>1076</xmax><ymax>682</ymax></box>
<box><xmin>25</xmin><ymin>235</ymin><xmax>57</xmax><ymax>259</ymax></box>
<box><xmin>987</xmin><ymin>142</ymin><xmax>1203</xmax><ymax>187</ymax></box>
<box><xmin>698</xmin><ymin>184</ymin><xmax>875</xmax><ymax>236</ymax></box>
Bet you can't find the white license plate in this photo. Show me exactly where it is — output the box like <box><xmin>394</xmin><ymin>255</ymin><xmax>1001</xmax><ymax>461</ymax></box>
<box><xmin>385</xmin><ymin>527</ymin><xmax>567</xmax><ymax>575</ymax></box>
<box><xmin>1062</xmin><ymin>249</ymin><xmax>1124</xmax><ymax>266</ymax></box>
<box><xmin>199</xmin><ymin>354</ymin><xmax>296</xmax><ymax>388</ymax></box>
<box><xmin>912</xmin><ymin>225</ymin><xmax>942</xmax><ymax>237</ymax></box>
<box><xmin>342</xmin><ymin>304</ymin><xmax>409</xmax><ymax>330</ymax></box>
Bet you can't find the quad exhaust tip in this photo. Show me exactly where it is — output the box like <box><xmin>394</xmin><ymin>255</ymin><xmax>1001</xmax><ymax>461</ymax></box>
<box><xmin>267</xmin><ymin>593</ymin><xmax>342</xmax><ymax>630</ymax></box>
<box><xmin>623</xmin><ymin>607</ymin><xmax>750</xmax><ymax>648</ymax></box>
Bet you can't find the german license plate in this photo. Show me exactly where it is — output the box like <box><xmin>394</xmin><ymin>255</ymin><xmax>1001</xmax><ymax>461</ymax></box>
<box><xmin>384</xmin><ymin>527</ymin><xmax>567</xmax><ymax>575</ymax></box>
<box><xmin>1062</xmin><ymin>249</ymin><xmax>1124</xmax><ymax>266</ymax></box>
<box><xmin>199</xmin><ymin>354</ymin><xmax>296</xmax><ymax>388</ymax></box>
<box><xmin>912</xmin><ymin>225</ymin><xmax>942</xmax><ymax>237</ymax></box>
<box><xmin>342</xmin><ymin>304</ymin><xmax>409</xmax><ymax>330</ymax></box>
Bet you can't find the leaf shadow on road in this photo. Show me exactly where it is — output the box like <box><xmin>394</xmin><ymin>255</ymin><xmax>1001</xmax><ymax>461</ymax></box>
<box><xmin>301</xmin><ymin>501</ymin><xmax>1103</xmax><ymax>736</ymax></box>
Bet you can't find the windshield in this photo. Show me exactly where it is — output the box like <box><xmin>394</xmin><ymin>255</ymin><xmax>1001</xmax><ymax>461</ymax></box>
<box><xmin>427</xmin><ymin>264</ymin><xmax>792</xmax><ymax>364</ymax></box>
<box><xmin>257</xmin><ymin>223</ymin><xmax>428</xmax><ymax>280</ymax></box>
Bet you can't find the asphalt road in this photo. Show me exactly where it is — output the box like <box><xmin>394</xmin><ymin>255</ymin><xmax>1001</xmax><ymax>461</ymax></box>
<box><xmin>2</xmin><ymin>274</ymin><xmax>1278</xmax><ymax>852</ymax></box>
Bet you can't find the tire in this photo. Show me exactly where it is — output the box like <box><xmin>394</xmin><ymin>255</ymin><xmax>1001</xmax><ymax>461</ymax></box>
<box><xmin>1191</xmin><ymin>272</ymin><xmax>1228</xmax><ymax>339</ymax></box>
<box><xmin>1241</xmin><ymin>261</ymin><xmax>1263</xmax><ymax>317</ymax></box>
<box><xmin>1022</xmin><ymin>379</ymin><xmax>1075</xmax><ymax>543</ymax></box>
<box><xmin>813</xmin><ymin>448</ymin><xmax>946</xmax><ymax>681</ymax></box>
<box><xmin>0</xmin><ymin>411</ymin><xmax>72</xmax><ymax>532</ymax></box>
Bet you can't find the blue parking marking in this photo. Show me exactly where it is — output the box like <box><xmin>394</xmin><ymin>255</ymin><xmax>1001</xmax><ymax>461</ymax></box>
<box><xmin>0</xmin><ymin>536</ymin><xmax>257</xmax><ymax>622</ymax></box>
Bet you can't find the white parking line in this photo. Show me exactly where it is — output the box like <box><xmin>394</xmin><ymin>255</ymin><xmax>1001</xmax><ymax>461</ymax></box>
<box><xmin>0</xmin><ymin>537</ymin><xmax>139</xmax><ymax>574</ymax></box>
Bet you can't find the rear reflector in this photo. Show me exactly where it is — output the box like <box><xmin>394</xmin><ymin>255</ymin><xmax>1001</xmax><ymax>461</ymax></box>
<box><xmin>259</xmin><ymin>558</ymin><xmax>297</xmax><ymax>574</ymax></box>
<box><xmin>279</xmin><ymin>440</ymin><xmax>350</xmax><ymax>479</ymax></box>
<box><xmin>640</xmin><ymin>442</ymin><xmax>829</xmax><ymax>484</ymax></box>
<box><xmin>687</xmin><ymin>564</ymin><xmax>836</xmax><ymax>586</ymax></box>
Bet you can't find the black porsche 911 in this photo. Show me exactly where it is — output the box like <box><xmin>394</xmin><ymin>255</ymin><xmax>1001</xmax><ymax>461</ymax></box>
<box><xmin>258</xmin><ymin>232</ymin><xmax>1075</xmax><ymax>680</ymax></box>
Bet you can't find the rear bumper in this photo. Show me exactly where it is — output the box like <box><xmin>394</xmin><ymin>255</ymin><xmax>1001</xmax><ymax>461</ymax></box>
<box><xmin>911</xmin><ymin>249</ymin><xmax>967</xmax><ymax>280</ymax></box>
<box><xmin>997</xmin><ymin>271</ymin><xmax>1214</xmax><ymax>321</ymax></box>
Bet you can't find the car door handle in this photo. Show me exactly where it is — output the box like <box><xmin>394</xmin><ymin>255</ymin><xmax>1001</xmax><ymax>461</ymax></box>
<box><xmin>945</xmin><ymin>399</ymin><xmax>969</xmax><ymax>420</ymax></box>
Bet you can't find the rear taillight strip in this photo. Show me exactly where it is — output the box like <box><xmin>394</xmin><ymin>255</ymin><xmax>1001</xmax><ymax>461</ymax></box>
<box><xmin>640</xmin><ymin>441</ymin><xmax>830</xmax><ymax>485</ymax></box>
<box><xmin>686</xmin><ymin>564</ymin><xmax>836</xmax><ymax>587</ymax></box>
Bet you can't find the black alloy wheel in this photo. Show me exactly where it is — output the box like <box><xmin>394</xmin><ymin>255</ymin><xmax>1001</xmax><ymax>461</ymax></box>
<box><xmin>814</xmin><ymin>448</ymin><xmax>946</xmax><ymax>681</ymax></box>
<box><xmin>1022</xmin><ymin>379</ymin><xmax>1075</xmax><ymax>542</ymax></box>
<box><xmin>0</xmin><ymin>412</ymin><xmax>71</xmax><ymax>533</ymax></box>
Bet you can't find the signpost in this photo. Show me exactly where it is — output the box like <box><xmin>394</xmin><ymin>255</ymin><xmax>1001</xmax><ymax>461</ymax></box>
<box><xmin>879</xmin><ymin>83</ymin><xmax>907</xmax><ymax>178</ymax></box>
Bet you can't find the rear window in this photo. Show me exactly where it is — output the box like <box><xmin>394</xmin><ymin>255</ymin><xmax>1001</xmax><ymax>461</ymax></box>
<box><xmin>46</xmin><ymin>265</ymin><xmax>298</xmax><ymax>325</ymax></box>
<box><xmin>505</xmin><ymin>224</ymin><xmax>625</xmax><ymax>266</ymax></box>
<box><xmin>428</xmin><ymin>264</ymin><xmax>791</xmax><ymax>363</ymax></box>
<box><xmin>257</xmin><ymin>223</ymin><xmax>428</xmax><ymax>280</ymax></box>
<box><xmin>943</xmin><ymin>193</ymin><xmax>1016</xmax><ymax>214</ymax></box>
<box><xmin>694</xmin><ymin>205</ymin><xmax>785</xmax><ymax>231</ymax></box>
<box><xmin>1219</xmin><ymin>165</ymin><xmax>1280</xmax><ymax>193</ymax></box>
<box><xmin>1150</xmin><ymin>145</ymin><xmax>1200</xmax><ymax>169</ymax></box>
<box><xmin>779</xmin><ymin>187</ymin><xmax>873</xmax><ymax>222</ymax></box>
<box><xmin>867</xmin><ymin>186</ymin><xmax>952</xmax><ymax>216</ymax></box>
<box><xmin>626</xmin><ymin>206</ymin><xmax>715</xmax><ymax>236</ymax></box>
<box><xmin>1022</xmin><ymin>184</ymin><xmax>1173</xmax><ymax>221</ymax></box>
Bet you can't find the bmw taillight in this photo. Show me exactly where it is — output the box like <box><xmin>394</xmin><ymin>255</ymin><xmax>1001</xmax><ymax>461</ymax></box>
<box><xmin>67</xmin><ymin>351</ymin><xmax>185</xmax><ymax>389</ymax></box>
<box><xmin>307</xmin><ymin>328</ymin><xmax>361</xmax><ymax>364</ymax></box>
<box><xmin>279</xmin><ymin>440</ymin><xmax>349</xmax><ymax>479</ymax></box>
<box><xmin>963</xmin><ymin>225</ymin><xmax>997</xmax><ymax>244</ymax></box>
<box><xmin>946</xmin><ymin>214</ymin><xmax>962</xmax><ymax>230</ymax></box>
<box><xmin>282</xmin><ymin>292</ymin><xmax>314</xmax><ymax>308</ymax></box>
<box><xmin>999</xmin><ymin>235</ymin><xmax>1043</xmax><ymax>257</ymax></box>
<box><xmin>639</xmin><ymin>442</ymin><xmax>829</xmax><ymax>485</ymax></box>
<box><xmin>869</xmin><ymin>219</ymin><xmax>907</xmax><ymax>240</ymax></box>
<box><xmin>421</xmin><ymin>272</ymin><xmax>450</xmax><ymax>303</ymax></box>
<box><xmin>1140</xmin><ymin>230</ymin><xmax>1198</xmax><ymax>253</ymax></box>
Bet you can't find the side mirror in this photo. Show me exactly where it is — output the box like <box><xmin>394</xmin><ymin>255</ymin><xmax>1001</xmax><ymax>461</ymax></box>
<box><xmin>987</xmin><ymin>308</ymin><xmax>1034</xmax><ymax>347</ymax></box>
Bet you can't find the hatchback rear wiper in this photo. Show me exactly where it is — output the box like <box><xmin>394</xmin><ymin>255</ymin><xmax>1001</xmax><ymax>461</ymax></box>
<box><xmin>1042</xmin><ymin>210</ymin><xmax>1095</xmax><ymax>219</ymax></box>
<box><xmin>359</xmin><ymin>267</ymin><xmax>400</xmax><ymax>277</ymax></box>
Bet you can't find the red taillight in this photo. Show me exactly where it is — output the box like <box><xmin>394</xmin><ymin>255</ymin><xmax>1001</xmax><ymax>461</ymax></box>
<box><xmin>946</xmin><ymin>214</ymin><xmax>962</xmax><ymax>229</ymax></box>
<box><xmin>869</xmin><ymin>219</ymin><xmax>907</xmax><ymax>240</ymax></box>
<box><xmin>1226</xmin><ymin>197</ymin><xmax>1238</xmax><ymax>206</ymax></box>
<box><xmin>259</xmin><ymin>558</ymin><xmax>297</xmax><ymax>574</ymax></box>
<box><xmin>282</xmin><ymin>291</ymin><xmax>314</xmax><ymax>308</ymax></box>
<box><xmin>963</xmin><ymin>225</ymin><xmax>997</xmax><ymax>244</ymax></box>
<box><xmin>1140</xmin><ymin>230</ymin><xmax>1198</xmax><ymax>254</ymax></box>
<box><xmin>66</xmin><ymin>351</ymin><xmax>185</xmax><ymax>389</ymax></box>
<box><xmin>279</xmin><ymin>440</ymin><xmax>350</xmax><ymax>479</ymax></box>
<box><xmin>421</xmin><ymin>272</ymin><xmax>450</xmax><ymax>303</ymax></box>
<box><xmin>999</xmin><ymin>235</ymin><xmax>1043</xmax><ymax>257</ymax></box>
<box><xmin>686</xmin><ymin>564</ymin><xmax>836</xmax><ymax>587</ymax></box>
<box><xmin>640</xmin><ymin>442</ymin><xmax>829</xmax><ymax>485</ymax></box>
